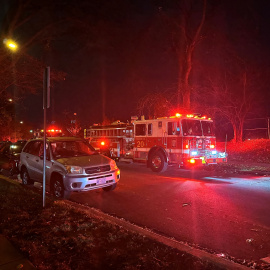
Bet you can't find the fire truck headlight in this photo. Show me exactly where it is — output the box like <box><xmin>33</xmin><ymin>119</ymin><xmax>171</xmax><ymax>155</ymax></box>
<box><xmin>212</xmin><ymin>150</ymin><xmax>217</xmax><ymax>155</ymax></box>
<box><xmin>65</xmin><ymin>166</ymin><xmax>83</xmax><ymax>174</ymax></box>
<box><xmin>110</xmin><ymin>159</ymin><xmax>118</xmax><ymax>171</ymax></box>
<box><xmin>191</xmin><ymin>151</ymin><xmax>198</xmax><ymax>156</ymax></box>
<box><xmin>219</xmin><ymin>152</ymin><xmax>226</xmax><ymax>158</ymax></box>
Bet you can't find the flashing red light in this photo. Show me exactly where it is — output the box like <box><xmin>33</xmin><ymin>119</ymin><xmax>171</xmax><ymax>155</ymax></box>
<box><xmin>175</xmin><ymin>113</ymin><xmax>182</xmax><ymax>117</ymax></box>
<box><xmin>101</xmin><ymin>141</ymin><xmax>105</xmax><ymax>146</ymax></box>
<box><xmin>210</xmin><ymin>144</ymin><xmax>215</xmax><ymax>149</ymax></box>
<box><xmin>189</xmin><ymin>159</ymin><xmax>196</xmax><ymax>164</ymax></box>
<box><xmin>185</xmin><ymin>144</ymin><xmax>189</xmax><ymax>149</ymax></box>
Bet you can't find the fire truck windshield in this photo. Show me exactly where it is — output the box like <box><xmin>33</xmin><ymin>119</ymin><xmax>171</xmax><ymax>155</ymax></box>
<box><xmin>182</xmin><ymin>119</ymin><xmax>214</xmax><ymax>136</ymax></box>
<box><xmin>201</xmin><ymin>121</ymin><xmax>214</xmax><ymax>136</ymax></box>
<box><xmin>182</xmin><ymin>119</ymin><xmax>202</xmax><ymax>136</ymax></box>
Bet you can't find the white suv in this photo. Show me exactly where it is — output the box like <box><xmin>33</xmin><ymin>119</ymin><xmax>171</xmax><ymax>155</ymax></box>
<box><xmin>19</xmin><ymin>137</ymin><xmax>120</xmax><ymax>199</ymax></box>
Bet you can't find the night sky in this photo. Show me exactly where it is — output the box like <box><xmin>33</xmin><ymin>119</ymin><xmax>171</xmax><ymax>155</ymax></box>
<box><xmin>1</xmin><ymin>0</ymin><xmax>270</xmax><ymax>130</ymax></box>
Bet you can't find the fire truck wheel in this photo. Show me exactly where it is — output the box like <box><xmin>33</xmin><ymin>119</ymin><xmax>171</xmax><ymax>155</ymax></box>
<box><xmin>149</xmin><ymin>151</ymin><xmax>168</xmax><ymax>173</ymax></box>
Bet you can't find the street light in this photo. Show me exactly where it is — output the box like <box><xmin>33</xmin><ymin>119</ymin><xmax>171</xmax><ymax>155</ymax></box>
<box><xmin>3</xmin><ymin>38</ymin><xmax>18</xmax><ymax>52</ymax></box>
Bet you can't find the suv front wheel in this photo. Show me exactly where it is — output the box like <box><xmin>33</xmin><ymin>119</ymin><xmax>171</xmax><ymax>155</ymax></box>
<box><xmin>21</xmin><ymin>168</ymin><xmax>34</xmax><ymax>185</ymax></box>
<box><xmin>102</xmin><ymin>183</ymin><xmax>117</xmax><ymax>192</ymax></box>
<box><xmin>51</xmin><ymin>175</ymin><xmax>71</xmax><ymax>199</ymax></box>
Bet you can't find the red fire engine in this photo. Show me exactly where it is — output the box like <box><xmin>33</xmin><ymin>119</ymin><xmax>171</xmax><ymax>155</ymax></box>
<box><xmin>84</xmin><ymin>114</ymin><xmax>227</xmax><ymax>172</ymax></box>
<box><xmin>33</xmin><ymin>127</ymin><xmax>63</xmax><ymax>138</ymax></box>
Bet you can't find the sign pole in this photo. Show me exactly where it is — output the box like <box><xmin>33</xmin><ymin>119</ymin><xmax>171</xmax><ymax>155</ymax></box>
<box><xmin>43</xmin><ymin>67</ymin><xmax>50</xmax><ymax>208</ymax></box>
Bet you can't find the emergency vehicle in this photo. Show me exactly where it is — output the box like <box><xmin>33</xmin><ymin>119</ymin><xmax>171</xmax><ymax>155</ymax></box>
<box><xmin>33</xmin><ymin>127</ymin><xmax>63</xmax><ymax>138</ymax></box>
<box><xmin>84</xmin><ymin>114</ymin><xmax>227</xmax><ymax>172</ymax></box>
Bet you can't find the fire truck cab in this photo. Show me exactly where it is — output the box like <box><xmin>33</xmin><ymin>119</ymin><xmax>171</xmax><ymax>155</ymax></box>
<box><xmin>85</xmin><ymin>114</ymin><xmax>227</xmax><ymax>172</ymax></box>
<box><xmin>133</xmin><ymin>114</ymin><xmax>227</xmax><ymax>172</ymax></box>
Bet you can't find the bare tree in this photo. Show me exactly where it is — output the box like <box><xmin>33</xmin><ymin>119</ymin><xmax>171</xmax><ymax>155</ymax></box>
<box><xmin>62</xmin><ymin>111</ymin><xmax>82</xmax><ymax>137</ymax></box>
<box><xmin>0</xmin><ymin>0</ymin><xmax>66</xmax><ymax>138</ymax></box>
<box><xmin>136</xmin><ymin>91</ymin><xmax>175</xmax><ymax>119</ymax></box>
<box><xmin>160</xmin><ymin>0</ymin><xmax>207</xmax><ymax>110</ymax></box>
<box><xmin>196</xmin><ymin>65</ymin><xmax>260</xmax><ymax>142</ymax></box>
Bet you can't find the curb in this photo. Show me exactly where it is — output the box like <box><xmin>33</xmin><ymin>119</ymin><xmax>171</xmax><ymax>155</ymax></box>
<box><xmin>0</xmin><ymin>235</ymin><xmax>35</xmax><ymax>270</ymax></box>
<box><xmin>68</xmin><ymin>200</ymin><xmax>249</xmax><ymax>270</ymax></box>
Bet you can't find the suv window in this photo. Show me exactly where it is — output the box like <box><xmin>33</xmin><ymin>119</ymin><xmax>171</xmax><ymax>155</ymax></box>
<box><xmin>40</xmin><ymin>142</ymin><xmax>50</xmax><ymax>159</ymax></box>
<box><xmin>23</xmin><ymin>141</ymin><xmax>33</xmax><ymax>153</ymax></box>
<box><xmin>25</xmin><ymin>141</ymin><xmax>42</xmax><ymax>156</ymax></box>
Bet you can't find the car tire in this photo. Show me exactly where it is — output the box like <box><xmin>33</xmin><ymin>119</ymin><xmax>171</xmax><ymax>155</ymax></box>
<box><xmin>21</xmin><ymin>168</ymin><xmax>34</xmax><ymax>185</ymax></box>
<box><xmin>102</xmin><ymin>183</ymin><xmax>117</xmax><ymax>192</ymax></box>
<box><xmin>52</xmin><ymin>176</ymin><xmax>71</xmax><ymax>199</ymax></box>
<box><xmin>149</xmin><ymin>151</ymin><xmax>168</xmax><ymax>173</ymax></box>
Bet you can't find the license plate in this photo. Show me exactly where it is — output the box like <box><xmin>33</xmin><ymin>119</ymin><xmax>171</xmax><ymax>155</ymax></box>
<box><xmin>97</xmin><ymin>178</ymin><xmax>106</xmax><ymax>185</ymax></box>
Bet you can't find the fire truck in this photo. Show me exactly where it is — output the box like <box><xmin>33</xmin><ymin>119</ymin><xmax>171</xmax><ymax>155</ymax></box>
<box><xmin>33</xmin><ymin>127</ymin><xmax>63</xmax><ymax>138</ymax></box>
<box><xmin>84</xmin><ymin>114</ymin><xmax>227</xmax><ymax>172</ymax></box>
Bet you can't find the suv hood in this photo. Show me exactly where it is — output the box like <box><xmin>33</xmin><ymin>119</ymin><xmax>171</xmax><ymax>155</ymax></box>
<box><xmin>55</xmin><ymin>154</ymin><xmax>111</xmax><ymax>168</ymax></box>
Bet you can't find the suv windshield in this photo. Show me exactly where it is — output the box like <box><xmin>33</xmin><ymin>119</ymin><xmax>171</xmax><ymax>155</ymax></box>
<box><xmin>51</xmin><ymin>140</ymin><xmax>96</xmax><ymax>159</ymax></box>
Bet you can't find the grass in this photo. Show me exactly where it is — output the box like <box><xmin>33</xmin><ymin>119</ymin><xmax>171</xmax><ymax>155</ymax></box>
<box><xmin>215</xmin><ymin>139</ymin><xmax>270</xmax><ymax>174</ymax></box>
<box><xmin>217</xmin><ymin>139</ymin><xmax>270</xmax><ymax>163</ymax></box>
<box><xmin>0</xmin><ymin>176</ymin><xmax>223</xmax><ymax>270</ymax></box>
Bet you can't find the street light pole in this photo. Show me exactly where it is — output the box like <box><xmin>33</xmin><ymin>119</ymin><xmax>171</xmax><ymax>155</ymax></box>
<box><xmin>3</xmin><ymin>39</ymin><xmax>18</xmax><ymax>141</ymax></box>
<box><xmin>43</xmin><ymin>67</ymin><xmax>50</xmax><ymax>208</ymax></box>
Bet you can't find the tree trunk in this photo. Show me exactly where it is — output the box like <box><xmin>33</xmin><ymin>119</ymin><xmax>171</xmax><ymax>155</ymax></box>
<box><xmin>176</xmin><ymin>0</ymin><xmax>207</xmax><ymax>110</ymax></box>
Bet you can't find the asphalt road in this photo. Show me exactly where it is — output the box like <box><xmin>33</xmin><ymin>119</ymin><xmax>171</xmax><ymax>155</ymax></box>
<box><xmin>69</xmin><ymin>161</ymin><xmax>270</xmax><ymax>262</ymax></box>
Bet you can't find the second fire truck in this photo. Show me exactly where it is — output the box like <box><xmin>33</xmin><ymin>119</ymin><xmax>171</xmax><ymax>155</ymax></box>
<box><xmin>84</xmin><ymin>113</ymin><xmax>227</xmax><ymax>172</ymax></box>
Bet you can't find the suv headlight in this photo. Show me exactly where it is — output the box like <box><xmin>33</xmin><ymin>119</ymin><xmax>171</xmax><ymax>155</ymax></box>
<box><xmin>110</xmin><ymin>159</ymin><xmax>118</xmax><ymax>171</ymax></box>
<box><xmin>65</xmin><ymin>165</ymin><xmax>83</xmax><ymax>174</ymax></box>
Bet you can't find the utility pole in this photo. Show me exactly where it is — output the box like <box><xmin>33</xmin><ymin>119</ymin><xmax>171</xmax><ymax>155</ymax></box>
<box><xmin>43</xmin><ymin>67</ymin><xmax>50</xmax><ymax>208</ymax></box>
